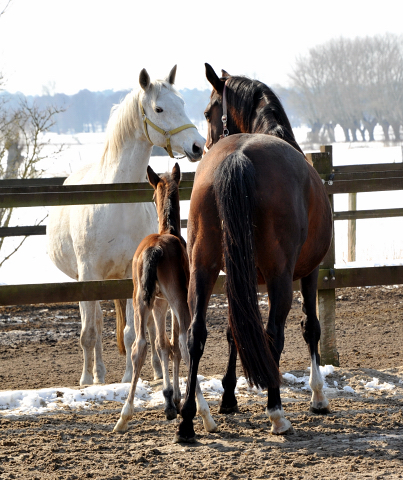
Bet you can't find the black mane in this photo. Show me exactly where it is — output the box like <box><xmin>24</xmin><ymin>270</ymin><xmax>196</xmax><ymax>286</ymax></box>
<box><xmin>226</xmin><ymin>76</ymin><xmax>303</xmax><ymax>155</ymax></box>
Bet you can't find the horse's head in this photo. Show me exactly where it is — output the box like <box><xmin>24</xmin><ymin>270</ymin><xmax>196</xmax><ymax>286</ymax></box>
<box><xmin>147</xmin><ymin>163</ymin><xmax>181</xmax><ymax>235</ymax></box>
<box><xmin>139</xmin><ymin>66</ymin><xmax>205</xmax><ymax>162</ymax></box>
<box><xmin>204</xmin><ymin>63</ymin><xmax>304</xmax><ymax>156</ymax></box>
<box><xmin>204</xmin><ymin>63</ymin><xmax>239</xmax><ymax>151</ymax></box>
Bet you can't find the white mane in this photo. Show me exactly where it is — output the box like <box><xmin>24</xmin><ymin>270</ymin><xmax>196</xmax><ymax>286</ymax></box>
<box><xmin>101</xmin><ymin>80</ymin><xmax>180</xmax><ymax>162</ymax></box>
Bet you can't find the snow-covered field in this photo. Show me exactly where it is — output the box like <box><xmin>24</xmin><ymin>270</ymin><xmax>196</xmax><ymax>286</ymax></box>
<box><xmin>1</xmin><ymin>130</ymin><xmax>402</xmax><ymax>285</ymax></box>
<box><xmin>1</xmin><ymin>365</ymin><xmax>400</xmax><ymax>417</ymax></box>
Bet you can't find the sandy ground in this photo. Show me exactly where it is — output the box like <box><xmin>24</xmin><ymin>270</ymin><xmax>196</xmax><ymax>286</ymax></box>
<box><xmin>0</xmin><ymin>286</ymin><xmax>402</xmax><ymax>479</ymax></box>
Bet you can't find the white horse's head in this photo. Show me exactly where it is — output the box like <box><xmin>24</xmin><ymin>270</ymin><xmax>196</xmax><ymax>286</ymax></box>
<box><xmin>139</xmin><ymin>66</ymin><xmax>205</xmax><ymax>162</ymax></box>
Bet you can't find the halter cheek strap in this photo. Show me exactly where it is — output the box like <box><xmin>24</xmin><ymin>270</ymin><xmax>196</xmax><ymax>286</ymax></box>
<box><xmin>140</xmin><ymin>103</ymin><xmax>197</xmax><ymax>158</ymax></box>
<box><xmin>221</xmin><ymin>82</ymin><xmax>229</xmax><ymax>138</ymax></box>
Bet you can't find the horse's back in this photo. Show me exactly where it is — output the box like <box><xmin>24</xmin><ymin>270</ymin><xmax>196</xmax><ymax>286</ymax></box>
<box><xmin>190</xmin><ymin>133</ymin><xmax>332</xmax><ymax>279</ymax></box>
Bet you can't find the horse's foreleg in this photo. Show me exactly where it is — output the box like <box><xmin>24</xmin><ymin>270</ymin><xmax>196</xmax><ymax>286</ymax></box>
<box><xmin>171</xmin><ymin>309</ymin><xmax>182</xmax><ymax>409</ymax></box>
<box><xmin>219</xmin><ymin>325</ymin><xmax>239</xmax><ymax>413</ymax></box>
<box><xmin>119</xmin><ymin>299</ymin><xmax>134</xmax><ymax>383</ymax></box>
<box><xmin>300</xmin><ymin>267</ymin><xmax>330</xmax><ymax>414</ymax></box>
<box><xmin>142</xmin><ymin>312</ymin><xmax>161</xmax><ymax>380</ymax></box>
<box><xmin>265</xmin><ymin>277</ymin><xmax>293</xmax><ymax>434</ymax></box>
<box><xmin>79</xmin><ymin>300</ymin><xmax>106</xmax><ymax>386</ymax></box>
<box><xmin>153</xmin><ymin>298</ymin><xmax>176</xmax><ymax>420</ymax></box>
<box><xmin>114</xmin><ymin>302</ymin><xmax>149</xmax><ymax>433</ymax></box>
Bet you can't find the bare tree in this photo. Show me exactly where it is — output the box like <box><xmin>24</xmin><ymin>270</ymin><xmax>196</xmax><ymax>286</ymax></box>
<box><xmin>289</xmin><ymin>34</ymin><xmax>403</xmax><ymax>143</ymax></box>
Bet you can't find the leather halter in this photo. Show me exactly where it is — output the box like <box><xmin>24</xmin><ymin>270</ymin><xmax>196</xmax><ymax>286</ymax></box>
<box><xmin>221</xmin><ymin>82</ymin><xmax>230</xmax><ymax>138</ymax></box>
<box><xmin>140</xmin><ymin>103</ymin><xmax>197</xmax><ymax>158</ymax></box>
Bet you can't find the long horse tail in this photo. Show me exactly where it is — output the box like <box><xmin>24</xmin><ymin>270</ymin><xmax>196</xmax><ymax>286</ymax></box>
<box><xmin>213</xmin><ymin>151</ymin><xmax>280</xmax><ymax>390</ymax></box>
<box><xmin>141</xmin><ymin>245</ymin><xmax>164</xmax><ymax>307</ymax></box>
<box><xmin>114</xmin><ymin>299</ymin><xmax>126</xmax><ymax>355</ymax></box>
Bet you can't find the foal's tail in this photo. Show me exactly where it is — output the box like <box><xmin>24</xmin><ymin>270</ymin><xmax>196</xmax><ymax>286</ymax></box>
<box><xmin>114</xmin><ymin>299</ymin><xmax>126</xmax><ymax>355</ymax></box>
<box><xmin>141</xmin><ymin>245</ymin><xmax>164</xmax><ymax>306</ymax></box>
<box><xmin>213</xmin><ymin>151</ymin><xmax>280</xmax><ymax>390</ymax></box>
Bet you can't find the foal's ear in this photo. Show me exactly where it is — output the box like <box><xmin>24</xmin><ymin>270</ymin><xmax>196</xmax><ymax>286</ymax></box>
<box><xmin>205</xmin><ymin>63</ymin><xmax>224</xmax><ymax>95</ymax></box>
<box><xmin>171</xmin><ymin>162</ymin><xmax>181</xmax><ymax>185</ymax></box>
<box><xmin>221</xmin><ymin>69</ymin><xmax>230</xmax><ymax>78</ymax></box>
<box><xmin>147</xmin><ymin>165</ymin><xmax>160</xmax><ymax>188</ymax></box>
<box><xmin>166</xmin><ymin>65</ymin><xmax>177</xmax><ymax>85</ymax></box>
<box><xmin>139</xmin><ymin>68</ymin><xmax>151</xmax><ymax>91</ymax></box>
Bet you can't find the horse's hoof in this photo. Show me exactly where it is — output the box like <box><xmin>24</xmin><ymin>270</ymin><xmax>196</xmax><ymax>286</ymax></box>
<box><xmin>310</xmin><ymin>404</ymin><xmax>331</xmax><ymax>415</ymax></box>
<box><xmin>173</xmin><ymin>432</ymin><xmax>197</xmax><ymax>444</ymax></box>
<box><xmin>219</xmin><ymin>404</ymin><xmax>239</xmax><ymax>414</ymax></box>
<box><xmin>271</xmin><ymin>425</ymin><xmax>294</xmax><ymax>436</ymax></box>
<box><xmin>165</xmin><ymin>408</ymin><xmax>178</xmax><ymax>421</ymax></box>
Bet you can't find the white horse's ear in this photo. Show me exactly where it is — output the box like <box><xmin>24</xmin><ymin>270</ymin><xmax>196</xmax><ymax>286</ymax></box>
<box><xmin>167</xmin><ymin>65</ymin><xmax>177</xmax><ymax>85</ymax></box>
<box><xmin>147</xmin><ymin>165</ymin><xmax>160</xmax><ymax>188</ymax></box>
<box><xmin>139</xmin><ymin>68</ymin><xmax>151</xmax><ymax>91</ymax></box>
<box><xmin>172</xmin><ymin>162</ymin><xmax>181</xmax><ymax>184</ymax></box>
<box><xmin>205</xmin><ymin>63</ymin><xmax>224</xmax><ymax>94</ymax></box>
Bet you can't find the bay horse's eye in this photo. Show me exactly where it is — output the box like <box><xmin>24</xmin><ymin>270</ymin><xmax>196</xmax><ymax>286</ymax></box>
<box><xmin>204</xmin><ymin>111</ymin><xmax>210</xmax><ymax>121</ymax></box>
<box><xmin>155</xmin><ymin>106</ymin><xmax>163</xmax><ymax>113</ymax></box>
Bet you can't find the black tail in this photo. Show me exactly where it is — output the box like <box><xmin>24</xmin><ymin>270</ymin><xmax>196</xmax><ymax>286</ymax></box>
<box><xmin>141</xmin><ymin>246</ymin><xmax>163</xmax><ymax>306</ymax></box>
<box><xmin>213</xmin><ymin>151</ymin><xmax>280</xmax><ymax>389</ymax></box>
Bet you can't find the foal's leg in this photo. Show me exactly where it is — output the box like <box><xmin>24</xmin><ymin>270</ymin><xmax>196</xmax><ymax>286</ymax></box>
<box><xmin>219</xmin><ymin>325</ymin><xmax>239</xmax><ymax>413</ymax></box>
<box><xmin>153</xmin><ymin>298</ymin><xmax>177</xmax><ymax>420</ymax></box>
<box><xmin>114</xmin><ymin>300</ymin><xmax>150</xmax><ymax>433</ymax></box>
<box><xmin>170</xmin><ymin>309</ymin><xmax>182</xmax><ymax>409</ymax></box>
<box><xmin>79</xmin><ymin>300</ymin><xmax>106</xmax><ymax>386</ymax></box>
<box><xmin>265</xmin><ymin>276</ymin><xmax>294</xmax><ymax>434</ymax></box>
<box><xmin>300</xmin><ymin>267</ymin><xmax>330</xmax><ymax>413</ymax></box>
<box><xmin>147</xmin><ymin>312</ymin><xmax>163</xmax><ymax>380</ymax></box>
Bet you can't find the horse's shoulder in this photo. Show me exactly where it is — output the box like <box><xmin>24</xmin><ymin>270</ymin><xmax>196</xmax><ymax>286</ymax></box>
<box><xmin>64</xmin><ymin>163</ymin><xmax>94</xmax><ymax>185</ymax></box>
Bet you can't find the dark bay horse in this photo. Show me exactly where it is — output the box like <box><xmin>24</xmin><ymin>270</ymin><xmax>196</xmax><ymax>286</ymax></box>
<box><xmin>176</xmin><ymin>64</ymin><xmax>333</xmax><ymax>442</ymax></box>
<box><xmin>113</xmin><ymin>163</ymin><xmax>216</xmax><ymax>434</ymax></box>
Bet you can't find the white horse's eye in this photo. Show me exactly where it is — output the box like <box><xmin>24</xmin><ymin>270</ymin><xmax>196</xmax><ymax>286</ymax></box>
<box><xmin>155</xmin><ymin>106</ymin><xmax>163</xmax><ymax>113</ymax></box>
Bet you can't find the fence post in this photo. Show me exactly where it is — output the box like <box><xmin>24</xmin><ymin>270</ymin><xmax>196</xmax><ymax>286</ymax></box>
<box><xmin>313</xmin><ymin>145</ymin><xmax>339</xmax><ymax>366</ymax></box>
<box><xmin>348</xmin><ymin>193</ymin><xmax>357</xmax><ymax>262</ymax></box>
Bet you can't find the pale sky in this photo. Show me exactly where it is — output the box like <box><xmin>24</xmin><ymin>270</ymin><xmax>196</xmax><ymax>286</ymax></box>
<box><xmin>0</xmin><ymin>0</ymin><xmax>402</xmax><ymax>96</ymax></box>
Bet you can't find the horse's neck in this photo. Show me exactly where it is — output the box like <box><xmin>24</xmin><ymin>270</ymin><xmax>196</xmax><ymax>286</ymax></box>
<box><xmin>158</xmin><ymin>196</ymin><xmax>181</xmax><ymax>238</ymax></box>
<box><xmin>93</xmin><ymin>136</ymin><xmax>153</xmax><ymax>183</ymax></box>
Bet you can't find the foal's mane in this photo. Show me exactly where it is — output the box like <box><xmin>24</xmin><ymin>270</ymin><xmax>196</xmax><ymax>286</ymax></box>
<box><xmin>101</xmin><ymin>80</ymin><xmax>179</xmax><ymax>162</ymax></box>
<box><xmin>225</xmin><ymin>76</ymin><xmax>304</xmax><ymax>155</ymax></box>
<box><xmin>159</xmin><ymin>171</ymin><xmax>182</xmax><ymax>239</ymax></box>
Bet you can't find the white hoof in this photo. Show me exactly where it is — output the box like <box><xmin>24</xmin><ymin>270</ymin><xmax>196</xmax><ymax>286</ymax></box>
<box><xmin>266</xmin><ymin>407</ymin><xmax>293</xmax><ymax>435</ymax></box>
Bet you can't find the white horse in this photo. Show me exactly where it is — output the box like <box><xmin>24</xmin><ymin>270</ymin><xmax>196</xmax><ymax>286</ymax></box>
<box><xmin>47</xmin><ymin>66</ymin><xmax>205</xmax><ymax>386</ymax></box>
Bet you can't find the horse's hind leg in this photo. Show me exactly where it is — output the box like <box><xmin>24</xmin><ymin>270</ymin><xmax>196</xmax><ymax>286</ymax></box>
<box><xmin>219</xmin><ymin>325</ymin><xmax>239</xmax><ymax>413</ymax></box>
<box><xmin>153</xmin><ymin>298</ymin><xmax>177</xmax><ymax>420</ymax></box>
<box><xmin>300</xmin><ymin>267</ymin><xmax>330</xmax><ymax>414</ymax></box>
<box><xmin>79</xmin><ymin>300</ymin><xmax>106</xmax><ymax>386</ymax></box>
<box><xmin>265</xmin><ymin>276</ymin><xmax>294</xmax><ymax>434</ymax></box>
<box><xmin>147</xmin><ymin>313</ymin><xmax>163</xmax><ymax>380</ymax></box>
<box><xmin>114</xmin><ymin>300</ymin><xmax>150</xmax><ymax>433</ymax></box>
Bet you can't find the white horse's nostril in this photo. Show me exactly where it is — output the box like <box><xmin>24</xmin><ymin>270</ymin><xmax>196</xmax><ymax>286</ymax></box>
<box><xmin>192</xmin><ymin>143</ymin><xmax>202</xmax><ymax>156</ymax></box>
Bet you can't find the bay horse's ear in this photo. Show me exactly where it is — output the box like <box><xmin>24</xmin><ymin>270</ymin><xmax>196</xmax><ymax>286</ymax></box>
<box><xmin>171</xmin><ymin>162</ymin><xmax>181</xmax><ymax>185</ymax></box>
<box><xmin>166</xmin><ymin>65</ymin><xmax>177</xmax><ymax>85</ymax></box>
<box><xmin>147</xmin><ymin>165</ymin><xmax>161</xmax><ymax>189</ymax></box>
<box><xmin>205</xmin><ymin>63</ymin><xmax>224</xmax><ymax>95</ymax></box>
<box><xmin>221</xmin><ymin>69</ymin><xmax>230</xmax><ymax>78</ymax></box>
<box><xmin>139</xmin><ymin>68</ymin><xmax>151</xmax><ymax>91</ymax></box>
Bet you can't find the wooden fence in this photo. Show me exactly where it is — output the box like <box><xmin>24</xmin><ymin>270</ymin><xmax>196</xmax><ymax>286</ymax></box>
<box><xmin>1</xmin><ymin>145</ymin><xmax>402</xmax><ymax>365</ymax></box>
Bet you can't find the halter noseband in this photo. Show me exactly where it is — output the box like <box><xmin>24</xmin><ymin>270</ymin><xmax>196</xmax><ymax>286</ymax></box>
<box><xmin>140</xmin><ymin>103</ymin><xmax>197</xmax><ymax>159</ymax></box>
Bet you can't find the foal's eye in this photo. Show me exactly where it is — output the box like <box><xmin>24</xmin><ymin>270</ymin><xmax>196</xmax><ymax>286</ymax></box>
<box><xmin>155</xmin><ymin>106</ymin><xmax>163</xmax><ymax>113</ymax></box>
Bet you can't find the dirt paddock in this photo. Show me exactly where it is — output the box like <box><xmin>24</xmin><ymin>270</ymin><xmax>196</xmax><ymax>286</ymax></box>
<box><xmin>0</xmin><ymin>286</ymin><xmax>402</xmax><ymax>479</ymax></box>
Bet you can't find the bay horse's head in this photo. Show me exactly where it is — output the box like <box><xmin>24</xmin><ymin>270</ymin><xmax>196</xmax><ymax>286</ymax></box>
<box><xmin>204</xmin><ymin>63</ymin><xmax>303</xmax><ymax>155</ymax></box>
<box><xmin>139</xmin><ymin>66</ymin><xmax>205</xmax><ymax>162</ymax></box>
<box><xmin>147</xmin><ymin>163</ymin><xmax>181</xmax><ymax>237</ymax></box>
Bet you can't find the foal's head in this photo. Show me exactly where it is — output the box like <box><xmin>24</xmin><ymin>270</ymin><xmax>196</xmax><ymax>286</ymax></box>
<box><xmin>203</xmin><ymin>63</ymin><xmax>303</xmax><ymax>155</ymax></box>
<box><xmin>147</xmin><ymin>163</ymin><xmax>181</xmax><ymax>237</ymax></box>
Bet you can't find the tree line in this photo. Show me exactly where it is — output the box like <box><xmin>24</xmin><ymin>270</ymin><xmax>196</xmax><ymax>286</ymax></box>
<box><xmin>289</xmin><ymin>33</ymin><xmax>403</xmax><ymax>143</ymax></box>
